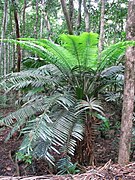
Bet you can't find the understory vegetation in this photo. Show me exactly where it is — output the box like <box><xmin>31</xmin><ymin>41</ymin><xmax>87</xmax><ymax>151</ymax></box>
<box><xmin>0</xmin><ymin>32</ymin><xmax>135</xmax><ymax>174</ymax></box>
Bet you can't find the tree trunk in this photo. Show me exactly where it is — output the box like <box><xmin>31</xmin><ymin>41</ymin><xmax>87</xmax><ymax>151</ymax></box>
<box><xmin>60</xmin><ymin>0</ymin><xmax>73</xmax><ymax>35</ymax></box>
<box><xmin>12</xmin><ymin>0</ymin><xmax>21</xmax><ymax>72</ymax></box>
<box><xmin>0</xmin><ymin>0</ymin><xmax>8</xmax><ymax>75</ymax></box>
<box><xmin>118</xmin><ymin>0</ymin><xmax>135</xmax><ymax>166</ymax></box>
<box><xmin>21</xmin><ymin>0</ymin><xmax>27</xmax><ymax>59</ymax></box>
<box><xmin>83</xmin><ymin>0</ymin><xmax>90</xmax><ymax>32</ymax></box>
<box><xmin>34</xmin><ymin>0</ymin><xmax>39</xmax><ymax>38</ymax></box>
<box><xmin>40</xmin><ymin>0</ymin><xmax>44</xmax><ymax>38</ymax></box>
<box><xmin>69</xmin><ymin>0</ymin><xmax>74</xmax><ymax>29</ymax></box>
<box><xmin>22</xmin><ymin>0</ymin><xmax>27</xmax><ymax>37</ymax></box>
<box><xmin>98</xmin><ymin>0</ymin><xmax>105</xmax><ymax>56</ymax></box>
<box><xmin>76</xmin><ymin>0</ymin><xmax>82</xmax><ymax>32</ymax></box>
<box><xmin>44</xmin><ymin>12</ymin><xmax>51</xmax><ymax>39</ymax></box>
<box><xmin>74</xmin><ymin>113</ymin><xmax>97</xmax><ymax>166</ymax></box>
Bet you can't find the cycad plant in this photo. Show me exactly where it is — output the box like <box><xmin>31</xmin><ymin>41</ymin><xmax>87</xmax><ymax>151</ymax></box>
<box><xmin>0</xmin><ymin>33</ymin><xmax>134</xmax><ymax>166</ymax></box>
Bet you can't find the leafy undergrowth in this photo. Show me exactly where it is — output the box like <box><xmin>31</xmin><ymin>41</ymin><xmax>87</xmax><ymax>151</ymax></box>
<box><xmin>0</xmin><ymin>101</ymin><xmax>135</xmax><ymax>179</ymax></box>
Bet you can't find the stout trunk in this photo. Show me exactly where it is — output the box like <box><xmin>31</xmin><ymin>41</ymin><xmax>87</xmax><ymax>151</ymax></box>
<box><xmin>118</xmin><ymin>0</ymin><xmax>135</xmax><ymax>166</ymax></box>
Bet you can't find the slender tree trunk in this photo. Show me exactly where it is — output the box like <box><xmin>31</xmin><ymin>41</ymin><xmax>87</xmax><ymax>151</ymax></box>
<box><xmin>69</xmin><ymin>0</ymin><xmax>74</xmax><ymax>29</ymax></box>
<box><xmin>7</xmin><ymin>43</ymin><xmax>10</xmax><ymax>73</ymax></box>
<box><xmin>118</xmin><ymin>0</ymin><xmax>135</xmax><ymax>166</ymax></box>
<box><xmin>44</xmin><ymin>12</ymin><xmax>51</xmax><ymax>39</ymax></box>
<box><xmin>40</xmin><ymin>0</ymin><xmax>44</xmax><ymax>38</ymax></box>
<box><xmin>83</xmin><ymin>0</ymin><xmax>90</xmax><ymax>32</ymax></box>
<box><xmin>12</xmin><ymin>44</ymin><xmax>16</xmax><ymax>72</ymax></box>
<box><xmin>76</xmin><ymin>0</ymin><xmax>82</xmax><ymax>31</ymax></box>
<box><xmin>60</xmin><ymin>0</ymin><xmax>73</xmax><ymax>35</ymax></box>
<box><xmin>21</xmin><ymin>0</ymin><xmax>27</xmax><ymax>59</ymax></box>
<box><xmin>9</xmin><ymin>3</ymin><xmax>13</xmax><ymax>36</ymax></box>
<box><xmin>0</xmin><ymin>0</ymin><xmax>8</xmax><ymax>75</ymax></box>
<box><xmin>40</xmin><ymin>13</ymin><xmax>43</xmax><ymax>39</ymax></box>
<box><xmin>12</xmin><ymin>0</ymin><xmax>21</xmax><ymax>72</ymax></box>
<box><xmin>98</xmin><ymin>0</ymin><xmax>105</xmax><ymax>56</ymax></box>
<box><xmin>34</xmin><ymin>0</ymin><xmax>39</xmax><ymax>38</ymax></box>
<box><xmin>9</xmin><ymin>3</ymin><xmax>15</xmax><ymax>72</ymax></box>
<box><xmin>22</xmin><ymin>0</ymin><xmax>27</xmax><ymax>36</ymax></box>
<box><xmin>1</xmin><ymin>0</ymin><xmax>8</xmax><ymax>40</ymax></box>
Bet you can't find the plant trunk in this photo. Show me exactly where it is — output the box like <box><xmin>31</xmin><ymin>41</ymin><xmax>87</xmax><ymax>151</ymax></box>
<box><xmin>60</xmin><ymin>0</ymin><xmax>73</xmax><ymax>35</ymax></box>
<box><xmin>22</xmin><ymin>0</ymin><xmax>26</xmax><ymax>36</ymax></box>
<box><xmin>34</xmin><ymin>0</ymin><xmax>39</xmax><ymax>38</ymax></box>
<box><xmin>83</xmin><ymin>0</ymin><xmax>90</xmax><ymax>32</ymax></box>
<box><xmin>118</xmin><ymin>0</ymin><xmax>135</xmax><ymax>166</ymax></box>
<box><xmin>12</xmin><ymin>0</ymin><xmax>21</xmax><ymax>72</ymax></box>
<box><xmin>44</xmin><ymin>12</ymin><xmax>51</xmax><ymax>40</ymax></box>
<box><xmin>40</xmin><ymin>0</ymin><xmax>44</xmax><ymax>38</ymax></box>
<box><xmin>76</xmin><ymin>0</ymin><xmax>82</xmax><ymax>32</ymax></box>
<box><xmin>98</xmin><ymin>0</ymin><xmax>105</xmax><ymax>56</ymax></box>
<box><xmin>0</xmin><ymin>0</ymin><xmax>8</xmax><ymax>75</ymax></box>
<box><xmin>69</xmin><ymin>0</ymin><xmax>74</xmax><ymax>29</ymax></box>
<box><xmin>74</xmin><ymin>114</ymin><xmax>97</xmax><ymax>166</ymax></box>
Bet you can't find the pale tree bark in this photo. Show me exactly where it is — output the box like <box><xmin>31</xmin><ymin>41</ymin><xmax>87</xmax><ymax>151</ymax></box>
<box><xmin>76</xmin><ymin>0</ymin><xmax>82</xmax><ymax>31</ymax></box>
<box><xmin>9</xmin><ymin>3</ymin><xmax>16</xmax><ymax>72</ymax></box>
<box><xmin>7</xmin><ymin>42</ymin><xmax>10</xmax><ymax>73</ymax></box>
<box><xmin>40</xmin><ymin>14</ymin><xmax>44</xmax><ymax>39</ymax></box>
<box><xmin>21</xmin><ymin>0</ymin><xmax>27</xmax><ymax>59</ymax></box>
<box><xmin>60</xmin><ymin>0</ymin><xmax>73</xmax><ymax>35</ymax></box>
<box><xmin>118</xmin><ymin>0</ymin><xmax>135</xmax><ymax>166</ymax></box>
<box><xmin>0</xmin><ymin>0</ymin><xmax>8</xmax><ymax>75</ymax></box>
<box><xmin>12</xmin><ymin>0</ymin><xmax>21</xmax><ymax>72</ymax></box>
<box><xmin>44</xmin><ymin>10</ymin><xmax>51</xmax><ymax>40</ymax></box>
<box><xmin>34</xmin><ymin>0</ymin><xmax>39</xmax><ymax>38</ymax></box>
<box><xmin>9</xmin><ymin>3</ymin><xmax>13</xmax><ymax>35</ymax></box>
<box><xmin>83</xmin><ymin>0</ymin><xmax>90</xmax><ymax>32</ymax></box>
<box><xmin>98</xmin><ymin>0</ymin><xmax>105</xmax><ymax>56</ymax></box>
<box><xmin>12</xmin><ymin>44</ymin><xmax>16</xmax><ymax>72</ymax></box>
<box><xmin>40</xmin><ymin>0</ymin><xmax>44</xmax><ymax>38</ymax></box>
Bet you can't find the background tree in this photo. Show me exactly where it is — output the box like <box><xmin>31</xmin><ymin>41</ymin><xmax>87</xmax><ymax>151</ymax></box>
<box><xmin>22</xmin><ymin>0</ymin><xmax>27</xmax><ymax>37</ymax></box>
<box><xmin>12</xmin><ymin>0</ymin><xmax>21</xmax><ymax>72</ymax></box>
<box><xmin>83</xmin><ymin>0</ymin><xmax>90</xmax><ymax>32</ymax></box>
<box><xmin>69</xmin><ymin>0</ymin><xmax>74</xmax><ymax>30</ymax></box>
<box><xmin>60</xmin><ymin>0</ymin><xmax>73</xmax><ymax>35</ymax></box>
<box><xmin>118</xmin><ymin>0</ymin><xmax>135</xmax><ymax>165</ymax></box>
<box><xmin>98</xmin><ymin>0</ymin><xmax>105</xmax><ymax>56</ymax></box>
<box><xmin>0</xmin><ymin>0</ymin><xmax>129</xmax><ymax>76</ymax></box>
<box><xmin>0</xmin><ymin>0</ymin><xmax>8</xmax><ymax>75</ymax></box>
<box><xmin>76</xmin><ymin>0</ymin><xmax>82</xmax><ymax>32</ymax></box>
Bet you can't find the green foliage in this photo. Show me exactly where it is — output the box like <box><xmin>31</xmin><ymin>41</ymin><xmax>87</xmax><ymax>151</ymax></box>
<box><xmin>22</xmin><ymin>57</ymin><xmax>46</xmax><ymax>69</ymax></box>
<box><xmin>1</xmin><ymin>33</ymin><xmax>135</xmax><ymax>166</ymax></box>
<box><xmin>60</xmin><ymin>32</ymin><xmax>98</xmax><ymax>69</ymax></box>
<box><xmin>57</xmin><ymin>156</ymin><xmax>80</xmax><ymax>175</ymax></box>
<box><xmin>16</xmin><ymin>152</ymin><xmax>32</xmax><ymax>164</ymax></box>
<box><xmin>100</xmin><ymin>41</ymin><xmax>135</xmax><ymax>70</ymax></box>
<box><xmin>97</xmin><ymin>114</ymin><xmax>110</xmax><ymax>132</ymax></box>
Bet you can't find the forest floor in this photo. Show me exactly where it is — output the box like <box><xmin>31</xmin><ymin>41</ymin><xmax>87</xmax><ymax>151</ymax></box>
<box><xmin>0</xmin><ymin>102</ymin><xmax>135</xmax><ymax>179</ymax></box>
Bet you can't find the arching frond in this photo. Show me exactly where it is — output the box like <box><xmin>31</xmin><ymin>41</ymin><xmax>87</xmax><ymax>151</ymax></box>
<box><xmin>60</xmin><ymin>32</ymin><xmax>98</xmax><ymax>70</ymax></box>
<box><xmin>0</xmin><ymin>64</ymin><xmax>62</xmax><ymax>92</ymax></box>
<box><xmin>101</xmin><ymin>65</ymin><xmax>124</xmax><ymax>78</ymax></box>
<box><xmin>100</xmin><ymin>41</ymin><xmax>135</xmax><ymax>70</ymax></box>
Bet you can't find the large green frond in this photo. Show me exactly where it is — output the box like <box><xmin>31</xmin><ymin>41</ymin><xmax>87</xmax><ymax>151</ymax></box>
<box><xmin>2</xmin><ymin>39</ymin><xmax>75</xmax><ymax>78</ymax></box>
<box><xmin>100</xmin><ymin>41</ymin><xmax>135</xmax><ymax>70</ymax></box>
<box><xmin>60</xmin><ymin>32</ymin><xmax>98</xmax><ymax>69</ymax></box>
<box><xmin>0</xmin><ymin>64</ymin><xmax>62</xmax><ymax>92</ymax></box>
